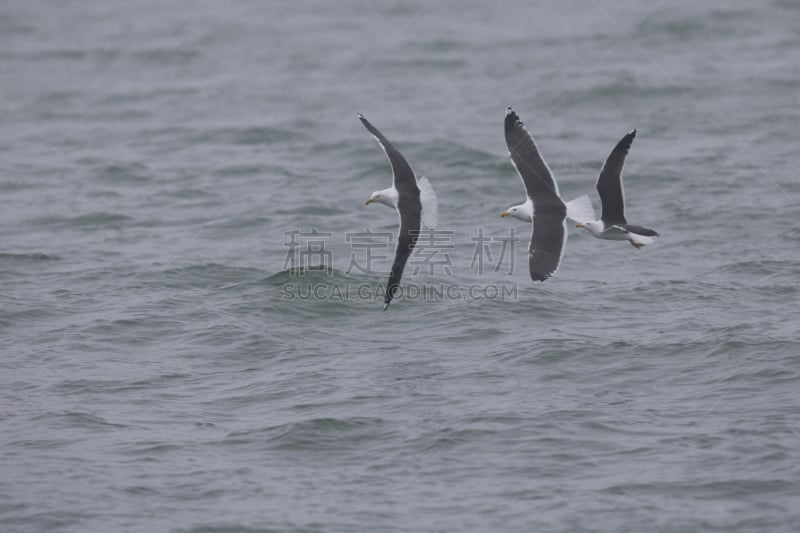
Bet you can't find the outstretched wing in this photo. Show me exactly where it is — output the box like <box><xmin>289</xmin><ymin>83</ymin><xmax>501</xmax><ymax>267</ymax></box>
<box><xmin>504</xmin><ymin>107</ymin><xmax>563</xmax><ymax>209</ymax></box>
<box><xmin>357</xmin><ymin>113</ymin><xmax>419</xmax><ymax>199</ymax></box>
<box><xmin>505</xmin><ymin>107</ymin><xmax>567</xmax><ymax>282</ymax></box>
<box><xmin>597</xmin><ymin>129</ymin><xmax>636</xmax><ymax>226</ymax></box>
<box><xmin>384</xmin><ymin>206</ymin><xmax>422</xmax><ymax>310</ymax></box>
<box><xmin>357</xmin><ymin>115</ymin><xmax>424</xmax><ymax>309</ymax></box>
<box><xmin>529</xmin><ymin>212</ymin><xmax>567</xmax><ymax>281</ymax></box>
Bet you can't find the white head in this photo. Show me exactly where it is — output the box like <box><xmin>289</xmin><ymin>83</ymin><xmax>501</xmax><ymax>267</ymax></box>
<box><xmin>575</xmin><ymin>220</ymin><xmax>604</xmax><ymax>236</ymax></box>
<box><xmin>500</xmin><ymin>199</ymin><xmax>533</xmax><ymax>222</ymax></box>
<box><xmin>364</xmin><ymin>187</ymin><xmax>398</xmax><ymax>208</ymax></box>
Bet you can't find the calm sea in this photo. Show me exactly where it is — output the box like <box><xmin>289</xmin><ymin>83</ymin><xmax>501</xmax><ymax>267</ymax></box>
<box><xmin>1</xmin><ymin>1</ymin><xmax>799</xmax><ymax>531</ymax></box>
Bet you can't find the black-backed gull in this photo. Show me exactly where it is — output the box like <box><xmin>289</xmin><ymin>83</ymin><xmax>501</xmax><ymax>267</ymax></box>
<box><xmin>575</xmin><ymin>129</ymin><xmax>659</xmax><ymax>248</ymax></box>
<box><xmin>358</xmin><ymin>114</ymin><xmax>438</xmax><ymax>310</ymax></box>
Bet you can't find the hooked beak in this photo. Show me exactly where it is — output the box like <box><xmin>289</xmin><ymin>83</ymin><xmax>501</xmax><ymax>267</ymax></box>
<box><xmin>365</xmin><ymin>198</ymin><xmax>375</xmax><ymax>205</ymax></box>
<box><xmin>500</xmin><ymin>211</ymin><xmax>510</xmax><ymax>218</ymax></box>
<box><xmin>575</xmin><ymin>223</ymin><xmax>584</xmax><ymax>228</ymax></box>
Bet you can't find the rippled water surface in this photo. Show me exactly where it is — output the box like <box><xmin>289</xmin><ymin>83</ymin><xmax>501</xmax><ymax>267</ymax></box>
<box><xmin>2</xmin><ymin>1</ymin><xmax>800</xmax><ymax>531</ymax></box>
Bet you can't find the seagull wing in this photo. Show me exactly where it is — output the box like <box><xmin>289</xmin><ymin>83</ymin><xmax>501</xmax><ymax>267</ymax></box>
<box><xmin>615</xmin><ymin>223</ymin><xmax>659</xmax><ymax>237</ymax></box>
<box><xmin>505</xmin><ymin>107</ymin><xmax>567</xmax><ymax>282</ymax></box>
<box><xmin>528</xmin><ymin>213</ymin><xmax>567</xmax><ymax>281</ymax></box>
<box><xmin>597</xmin><ymin>129</ymin><xmax>636</xmax><ymax>226</ymax></box>
<box><xmin>384</xmin><ymin>206</ymin><xmax>421</xmax><ymax>310</ymax></box>
<box><xmin>358</xmin><ymin>114</ymin><xmax>423</xmax><ymax>309</ymax></box>
<box><xmin>504</xmin><ymin>107</ymin><xmax>563</xmax><ymax>206</ymax></box>
<box><xmin>357</xmin><ymin>114</ymin><xmax>419</xmax><ymax>198</ymax></box>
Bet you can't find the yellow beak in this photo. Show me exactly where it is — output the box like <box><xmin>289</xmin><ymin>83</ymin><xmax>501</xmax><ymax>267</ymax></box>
<box><xmin>575</xmin><ymin>223</ymin><xmax>584</xmax><ymax>228</ymax></box>
<box><xmin>365</xmin><ymin>198</ymin><xmax>375</xmax><ymax>205</ymax></box>
<box><xmin>500</xmin><ymin>211</ymin><xmax>510</xmax><ymax>217</ymax></box>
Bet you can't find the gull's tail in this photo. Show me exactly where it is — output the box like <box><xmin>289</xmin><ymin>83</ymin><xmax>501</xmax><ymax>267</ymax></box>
<box><xmin>417</xmin><ymin>176</ymin><xmax>438</xmax><ymax>229</ymax></box>
<box><xmin>565</xmin><ymin>194</ymin><xmax>595</xmax><ymax>224</ymax></box>
<box><xmin>629</xmin><ymin>233</ymin><xmax>656</xmax><ymax>247</ymax></box>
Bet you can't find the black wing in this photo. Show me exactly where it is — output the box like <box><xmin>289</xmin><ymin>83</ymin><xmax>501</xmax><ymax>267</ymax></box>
<box><xmin>385</xmin><ymin>204</ymin><xmax>422</xmax><ymax>310</ymax></box>
<box><xmin>616</xmin><ymin>223</ymin><xmax>659</xmax><ymax>237</ymax></box>
<box><xmin>504</xmin><ymin>107</ymin><xmax>563</xmax><ymax>211</ymax></box>
<box><xmin>357</xmin><ymin>114</ymin><xmax>423</xmax><ymax>309</ymax></box>
<box><xmin>597</xmin><ymin>129</ymin><xmax>636</xmax><ymax>226</ymax></box>
<box><xmin>357</xmin><ymin>114</ymin><xmax>419</xmax><ymax>199</ymax></box>
<box><xmin>505</xmin><ymin>107</ymin><xmax>567</xmax><ymax>282</ymax></box>
<box><xmin>529</xmin><ymin>212</ymin><xmax>567</xmax><ymax>281</ymax></box>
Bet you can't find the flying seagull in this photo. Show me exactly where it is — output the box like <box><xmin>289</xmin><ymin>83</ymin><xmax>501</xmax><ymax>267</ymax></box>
<box><xmin>500</xmin><ymin>107</ymin><xmax>595</xmax><ymax>281</ymax></box>
<box><xmin>575</xmin><ymin>129</ymin><xmax>659</xmax><ymax>248</ymax></box>
<box><xmin>359</xmin><ymin>113</ymin><xmax>438</xmax><ymax>310</ymax></box>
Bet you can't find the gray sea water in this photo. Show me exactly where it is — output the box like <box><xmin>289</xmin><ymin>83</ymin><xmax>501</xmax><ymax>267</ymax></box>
<box><xmin>2</xmin><ymin>1</ymin><xmax>800</xmax><ymax>531</ymax></box>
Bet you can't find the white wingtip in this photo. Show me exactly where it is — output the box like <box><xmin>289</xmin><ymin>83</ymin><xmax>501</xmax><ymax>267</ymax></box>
<box><xmin>506</xmin><ymin>106</ymin><xmax>514</xmax><ymax>115</ymax></box>
<box><xmin>356</xmin><ymin>113</ymin><xmax>364</xmax><ymax>119</ymax></box>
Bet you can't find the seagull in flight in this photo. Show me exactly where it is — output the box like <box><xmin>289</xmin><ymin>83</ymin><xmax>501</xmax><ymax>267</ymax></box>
<box><xmin>575</xmin><ymin>129</ymin><xmax>659</xmax><ymax>248</ymax></box>
<box><xmin>359</xmin><ymin>114</ymin><xmax>438</xmax><ymax>310</ymax></box>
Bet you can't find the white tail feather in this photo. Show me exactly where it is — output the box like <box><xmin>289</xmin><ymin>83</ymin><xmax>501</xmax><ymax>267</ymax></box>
<box><xmin>564</xmin><ymin>194</ymin><xmax>595</xmax><ymax>224</ymax></box>
<box><xmin>629</xmin><ymin>233</ymin><xmax>655</xmax><ymax>247</ymax></box>
<box><xmin>417</xmin><ymin>176</ymin><xmax>438</xmax><ymax>228</ymax></box>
